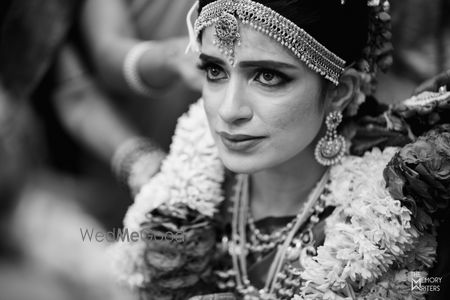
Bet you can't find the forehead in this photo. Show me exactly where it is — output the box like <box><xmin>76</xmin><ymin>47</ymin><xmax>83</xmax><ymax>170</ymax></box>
<box><xmin>200</xmin><ymin>22</ymin><xmax>302</xmax><ymax>66</ymax></box>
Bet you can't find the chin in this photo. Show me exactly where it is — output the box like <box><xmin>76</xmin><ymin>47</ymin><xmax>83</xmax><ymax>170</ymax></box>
<box><xmin>218</xmin><ymin>150</ymin><xmax>271</xmax><ymax>174</ymax></box>
<box><xmin>222</xmin><ymin>159</ymin><xmax>262</xmax><ymax>174</ymax></box>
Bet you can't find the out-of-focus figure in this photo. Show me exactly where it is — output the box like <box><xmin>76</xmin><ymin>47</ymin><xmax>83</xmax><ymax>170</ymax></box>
<box><xmin>376</xmin><ymin>0</ymin><xmax>450</xmax><ymax>102</ymax></box>
<box><xmin>0</xmin><ymin>1</ymin><xmax>134</xmax><ymax>299</ymax></box>
<box><xmin>48</xmin><ymin>0</ymin><xmax>202</xmax><ymax>224</ymax></box>
<box><xmin>78</xmin><ymin>0</ymin><xmax>200</xmax><ymax>150</ymax></box>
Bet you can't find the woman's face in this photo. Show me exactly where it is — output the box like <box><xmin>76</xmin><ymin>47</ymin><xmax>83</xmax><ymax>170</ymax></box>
<box><xmin>199</xmin><ymin>23</ymin><xmax>327</xmax><ymax>173</ymax></box>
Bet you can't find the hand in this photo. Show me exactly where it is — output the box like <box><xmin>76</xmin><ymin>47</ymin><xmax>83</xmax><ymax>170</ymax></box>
<box><xmin>166</xmin><ymin>37</ymin><xmax>204</xmax><ymax>92</ymax></box>
<box><xmin>127</xmin><ymin>149</ymin><xmax>166</xmax><ymax>195</ymax></box>
<box><xmin>138</xmin><ymin>37</ymin><xmax>203</xmax><ymax>92</ymax></box>
<box><xmin>414</xmin><ymin>69</ymin><xmax>450</xmax><ymax>94</ymax></box>
<box><xmin>111</xmin><ymin>137</ymin><xmax>166</xmax><ymax>195</ymax></box>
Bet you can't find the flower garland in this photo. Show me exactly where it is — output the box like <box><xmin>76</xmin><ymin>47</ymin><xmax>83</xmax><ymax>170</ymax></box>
<box><xmin>111</xmin><ymin>99</ymin><xmax>437</xmax><ymax>299</ymax></box>
<box><xmin>299</xmin><ymin>148</ymin><xmax>436</xmax><ymax>299</ymax></box>
<box><xmin>111</xmin><ymin>100</ymin><xmax>224</xmax><ymax>289</ymax></box>
<box><xmin>125</xmin><ymin>99</ymin><xmax>224</xmax><ymax>230</ymax></box>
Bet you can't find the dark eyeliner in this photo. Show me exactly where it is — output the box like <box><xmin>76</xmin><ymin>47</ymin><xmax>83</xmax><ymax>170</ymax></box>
<box><xmin>196</xmin><ymin>61</ymin><xmax>228</xmax><ymax>82</ymax></box>
<box><xmin>254</xmin><ymin>68</ymin><xmax>293</xmax><ymax>87</ymax></box>
<box><xmin>196</xmin><ymin>61</ymin><xmax>208</xmax><ymax>71</ymax></box>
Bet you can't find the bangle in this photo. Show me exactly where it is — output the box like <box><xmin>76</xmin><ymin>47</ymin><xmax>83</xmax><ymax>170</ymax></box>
<box><xmin>111</xmin><ymin>137</ymin><xmax>164</xmax><ymax>184</ymax></box>
<box><xmin>123</xmin><ymin>42</ymin><xmax>154</xmax><ymax>96</ymax></box>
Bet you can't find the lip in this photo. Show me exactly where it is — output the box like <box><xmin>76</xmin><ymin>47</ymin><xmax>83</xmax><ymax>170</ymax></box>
<box><xmin>218</xmin><ymin>131</ymin><xmax>265</xmax><ymax>151</ymax></box>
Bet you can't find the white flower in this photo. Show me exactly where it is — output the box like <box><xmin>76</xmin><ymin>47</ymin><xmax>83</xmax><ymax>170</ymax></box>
<box><xmin>402</xmin><ymin>232</ymin><xmax>437</xmax><ymax>269</ymax></box>
<box><xmin>358</xmin><ymin>269</ymin><xmax>425</xmax><ymax>300</ymax></box>
<box><xmin>301</xmin><ymin>147</ymin><xmax>426</xmax><ymax>298</ymax></box>
<box><xmin>109</xmin><ymin>241</ymin><xmax>148</xmax><ymax>288</ymax></box>
<box><xmin>124</xmin><ymin>174</ymin><xmax>170</xmax><ymax>231</ymax></box>
<box><xmin>125</xmin><ymin>99</ymin><xmax>224</xmax><ymax>227</ymax></box>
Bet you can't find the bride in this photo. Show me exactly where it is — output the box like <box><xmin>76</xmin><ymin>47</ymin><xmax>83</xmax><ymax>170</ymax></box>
<box><xmin>112</xmin><ymin>0</ymin><xmax>450</xmax><ymax>299</ymax></box>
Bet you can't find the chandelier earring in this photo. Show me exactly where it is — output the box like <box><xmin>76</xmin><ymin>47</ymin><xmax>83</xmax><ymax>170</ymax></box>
<box><xmin>314</xmin><ymin>111</ymin><xmax>346</xmax><ymax>166</ymax></box>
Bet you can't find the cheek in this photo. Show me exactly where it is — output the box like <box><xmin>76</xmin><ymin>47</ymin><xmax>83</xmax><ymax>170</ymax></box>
<box><xmin>202</xmin><ymin>88</ymin><xmax>225</xmax><ymax>144</ymax></box>
<box><xmin>266</xmin><ymin>90</ymin><xmax>323</xmax><ymax>134</ymax></box>
<box><xmin>202</xmin><ymin>88</ymin><xmax>219</xmax><ymax>121</ymax></box>
<box><xmin>261</xmin><ymin>89</ymin><xmax>325</xmax><ymax>160</ymax></box>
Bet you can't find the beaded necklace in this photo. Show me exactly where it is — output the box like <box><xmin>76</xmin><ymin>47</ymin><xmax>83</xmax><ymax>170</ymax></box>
<box><xmin>246</xmin><ymin>209</ymin><xmax>297</xmax><ymax>254</ymax></box>
<box><xmin>246</xmin><ymin>196</ymin><xmax>326</xmax><ymax>255</ymax></box>
<box><xmin>230</xmin><ymin>171</ymin><xmax>330</xmax><ymax>299</ymax></box>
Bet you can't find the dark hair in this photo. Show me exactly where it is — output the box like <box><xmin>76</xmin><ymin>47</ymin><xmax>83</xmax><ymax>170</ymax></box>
<box><xmin>198</xmin><ymin>0</ymin><xmax>369</xmax><ymax>66</ymax></box>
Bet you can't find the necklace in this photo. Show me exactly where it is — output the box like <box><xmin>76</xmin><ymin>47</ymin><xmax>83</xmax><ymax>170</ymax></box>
<box><xmin>246</xmin><ymin>210</ymin><xmax>297</xmax><ymax>254</ymax></box>
<box><xmin>230</xmin><ymin>171</ymin><xmax>330</xmax><ymax>299</ymax></box>
<box><xmin>246</xmin><ymin>195</ymin><xmax>326</xmax><ymax>255</ymax></box>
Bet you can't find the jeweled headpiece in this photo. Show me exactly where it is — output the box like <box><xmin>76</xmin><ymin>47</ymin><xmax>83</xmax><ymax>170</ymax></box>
<box><xmin>187</xmin><ymin>0</ymin><xmax>392</xmax><ymax>114</ymax></box>
<box><xmin>192</xmin><ymin>0</ymin><xmax>346</xmax><ymax>85</ymax></box>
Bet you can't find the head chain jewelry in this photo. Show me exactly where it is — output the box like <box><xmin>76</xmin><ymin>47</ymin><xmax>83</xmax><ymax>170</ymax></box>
<box><xmin>189</xmin><ymin>0</ymin><xmax>392</xmax><ymax>91</ymax></box>
<box><xmin>193</xmin><ymin>0</ymin><xmax>346</xmax><ymax>85</ymax></box>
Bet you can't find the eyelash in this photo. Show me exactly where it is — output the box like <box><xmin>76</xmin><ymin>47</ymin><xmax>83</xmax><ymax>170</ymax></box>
<box><xmin>197</xmin><ymin>62</ymin><xmax>292</xmax><ymax>87</ymax></box>
<box><xmin>197</xmin><ymin>62</ymin><xmax>228</xmax><ymax>82</ymax></box>
<box><xmin>253</xmin><ymin>69</ymin><xmax>292</xmax><ymax>87</ymax></box>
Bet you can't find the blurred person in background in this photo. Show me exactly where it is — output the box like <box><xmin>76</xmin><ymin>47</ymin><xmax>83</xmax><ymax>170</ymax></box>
<box><xmin>376</xmin><ymin>0</ymin><xmax>450</xmax><ymax>103</ymax></box>
<box><xmin>48</xmin><ymin>0</ymin><xmax>202</xmax><ymax>227</ymax></box>
<box><xmin>78</xmin><ymin>0</ymin><xmax>201</xmax><ymax>150</ymax></box>
<box><xmin>1</xmin><ymin>0</ymin><xmax>205</xmax><ymax>297</ymax></box>
<box><xmin>0</xmin><ymin>1</ymin><xmax>132</xmax><ymax>299</ymax></box>
<box><xmin>1</xmin><ymin>0</ymin><xmax>203</xmax><ymax>234</ymax></box>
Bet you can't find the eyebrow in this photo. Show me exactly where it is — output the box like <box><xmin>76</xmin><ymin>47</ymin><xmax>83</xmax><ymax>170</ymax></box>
<box><xmin>199</xmin><ymin>53</ymin><xmax>298</xmax><ymax>70</ymax></box>
<box><xmin>238</xmin><ymin>60</ymin><xmax>297</xmax><ymax>70</ymax></box>
<box><xmin>199</xmin><ymin>53</ymin><xmax>226</xmax><ymax>66</ymax></box>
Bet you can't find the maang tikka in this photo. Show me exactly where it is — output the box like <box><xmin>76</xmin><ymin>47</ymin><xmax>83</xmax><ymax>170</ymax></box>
<box><xmin>314</xmin><ymin>111</ymin><xmax>346</xmax><ymax>166</ymax></box>
<box><xmin>213</xmin><ymin>11</ymin><xmax>241</xmax><ymax>65</ymax></box>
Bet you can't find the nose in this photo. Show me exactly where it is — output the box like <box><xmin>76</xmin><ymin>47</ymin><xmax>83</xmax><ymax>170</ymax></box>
<box><xmin>218</xmin><ymin>78</ymin><xmax>252</xmax><ymax>124</ymax></box>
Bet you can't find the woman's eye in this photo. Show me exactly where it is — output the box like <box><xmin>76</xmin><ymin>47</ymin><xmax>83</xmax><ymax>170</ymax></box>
<box><xmin>205</xmin><ymin>64</ymin><xmax>227</xmax><ymax>81</ymax></box>
<box><xmin>255</xmin><ymin>70</ymin><xmax>286</xmax><ymax>86</ymax></box>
